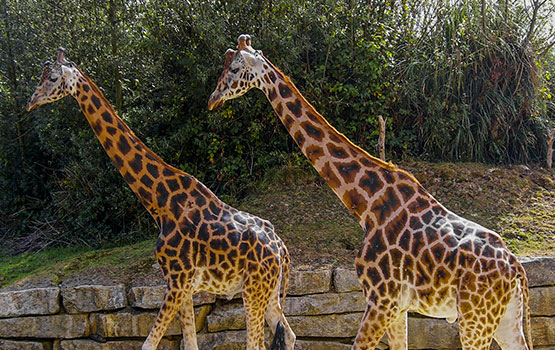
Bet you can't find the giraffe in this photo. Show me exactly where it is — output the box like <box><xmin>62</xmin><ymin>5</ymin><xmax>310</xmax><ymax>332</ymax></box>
<box><xmin>208</xmin><ymin>35</ymin><xmax>533</xmax><ymax>350</ymax></box>
<box><xmin>26</xmin><ymin>48</ymin><xmax>296</xmax><ymax>350</ymax></box>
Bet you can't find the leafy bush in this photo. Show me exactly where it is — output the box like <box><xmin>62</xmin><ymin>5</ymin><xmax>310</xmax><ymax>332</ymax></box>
<box><xmin>0</xmin><ymin>0</ymin><xmax>553</xmax><ymax>253</ymax></box>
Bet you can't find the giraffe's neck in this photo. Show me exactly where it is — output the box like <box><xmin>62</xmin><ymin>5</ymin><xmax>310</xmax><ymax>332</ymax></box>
<box><xmin>257</xmin><ymin>57</ymin><xmax>440</xmax><ymax>231</ymax></box>
<box><xmin>71</xmin><ymin>70</ymin><xmax>220</xmax><ymax>221</ymax></box>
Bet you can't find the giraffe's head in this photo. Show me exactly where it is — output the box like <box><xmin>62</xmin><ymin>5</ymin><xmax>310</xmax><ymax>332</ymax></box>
<box><xmin>26</xmin><ymin>48</ymin><xmax>79</xmax><ymax>111</ymax></box>
<box><xmin>208</xmin><ymin>34</ymin><xmax>267</xmax><ymax>110</ymax></box>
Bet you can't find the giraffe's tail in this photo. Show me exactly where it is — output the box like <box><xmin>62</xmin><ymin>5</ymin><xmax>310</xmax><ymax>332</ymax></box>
<box><xmin>517</xmin><ymin>261</ymin><xmax>534</xmax><ymax>350</ymax></box>
<box><xmin>280</xmin><ymin>250</ymin><xmax>291</xmax><ymax>310</ymax></box>
<box><xmin>269</xmin><ymin>321</ymin><xmax>286</xmax><ymax>350</ymax></box>
<box><xmin>269</xmin><ymin>246</ymin><xmax>291</xmax><ymax>350</ymax></box>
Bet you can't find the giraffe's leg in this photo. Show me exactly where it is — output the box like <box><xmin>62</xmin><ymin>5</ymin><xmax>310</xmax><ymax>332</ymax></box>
<box><xmin>493</xmin><ymin>284</ymin><xmax>528</xmax><ymax>350</ymax></box>
<box><xmin>352</xmin><ymin>302</ymin><xmax>401</xmax><ymax>350</ymax></box>
<box><xmin>244</xmin><ymin>293</ymin><xmax>270</xmax><ymax>350</ymax></box>
<box><xmin>458</xmin><ymin>312</ymin><xmax>497</xmax><ymax>350</ymax></box>
<box><xmin>457</xmin><ymin>278</ymin><xmax>505</xmax><ymax>350</ymax></box>
<box><xmin>265</xmin><ymin>282</ymin><xmax>295</xmax><ymax>350</ymax></box>
<box><xmin>386</xmin><ymin>311</ymin><xmax>407</xmax><ymax>350</ymax></box>
<box><xmin>243</xmin><ymin>274</ymin><xmax>274</xmax><ymax>350</ymax></box>
<box><xmin>142</xmin><ymin>286</ymin><xmax>186</xmax><ymax>350</ymax></box>
<box><xmin>178</xmin><ymin>294</ymin><xmax>199</xmax><ymax>350</ymax></box>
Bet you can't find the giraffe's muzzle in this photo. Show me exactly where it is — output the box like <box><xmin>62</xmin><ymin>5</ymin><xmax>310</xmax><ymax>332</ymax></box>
<box><xmin>208</xmin><ymin>90</ymin><xmax>224</xmax><ymax>111</ymax></box>
<box><xmin>26</xmin><ymin>97</ymin><xmax>39</xmax><ymax>111</ymax></box>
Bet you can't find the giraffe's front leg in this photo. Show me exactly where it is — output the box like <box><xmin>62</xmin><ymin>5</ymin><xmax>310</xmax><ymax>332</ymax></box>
<box><xmin>352</xmin><ymin>303</ymin><xmax>400</xmax><ymax>350</ymax></box>
<box><xmin>142</xmin><ymin>286</ymin><xmax>186</xmax><ymax>350</ymax></box>
<box><xmin>179</xmin><ymin>294</ymin><xmax>199</xmax><ymax>350</ymax></box>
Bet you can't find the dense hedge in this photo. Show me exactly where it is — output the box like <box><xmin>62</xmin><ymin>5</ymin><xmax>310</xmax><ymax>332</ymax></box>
<box><xmin>1</xmin><ymin>0</ymin><xmax>553</xmax><ymax>253</ymax></box>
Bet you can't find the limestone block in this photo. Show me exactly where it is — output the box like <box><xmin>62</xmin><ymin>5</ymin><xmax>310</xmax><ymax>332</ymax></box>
<box><xmin>0</xmin><ymin>287</ymin><xmax>60</xmax><ymax>317</ymax></box>
<box><xmin>532</xmin><ymin>316</ymin><xmax>555</xmax><ymax>346</ymax></box>
<box><xmin>91</xmin><ymin>311</ymin><xmax>181</xmax><ymax>337</ymax></box>
<box><xmin>530</xmin><ymin>286</ymin><xmax>555</xmax><ymax>316</ymax></box>
<box><xmin>207</xmin><ymin>294</ymin><xmax>366</xmax><ymax>334</ymax></box>
<box><xmin>333</xmin><ymin>268</ymin><xmax>361</xmax><ymax>293</ymax></box>
<box><xmin>284</xmin><ymin>291</ymin><xmax>366</xmax><ymax>316</ymax></box>
<box><xmin>128</xmin><ymin>285</ymin><xmax>165</xmax><ymax>309</ymax></box>
<box><xmin>195</xmin><ymin>303</ymin><xmax>212</xmax><ymax>331</ymax></box>
<box><xmin>59</xmin><ymin>339</ymin><xmax>179</xmax><ymax>350</ymax></box>
<box><xmin>288</xmin><ymin>312</ymin><xmax>363</xmax><ymax>338</ymax></box>
<box><xmin>0</xmin><ymin>314</ymin><xmax>89</xmax><ymax>338</ymax></box>
<box><xmin>0</xmin><ymin>339</ymin><xmax>47</xmax><ymax>350</ymax></box>
<box><xmin>288</xmin><ymin>268</ymin><xmax>331</xmax><ymax>296</ymax></box>
<box><xmin>195</xmin><ymin>330</ymin><xmax>249</xmax><ymax>350</ymax></box>
<box><xmin>406</xmin><ymin>317</ymin><xmax>461</xmax><ymax>349</ymax></box>
<box><xmin>196</xmin><ymin>333</ymin><xmax>374</xmax><ymax>350</ymax></box>
<box><xmin>206</xmin><ymin>301</ymin><xmax>246</xmax><ymax>332</ymax></box>
<box><xmin>91</xmin><ymin>305</ymin><xmax>210</xmax><ymax>338</ymax></box>
<box><xmin>521</xmin><ymin>257</ymin><xmax>555</xmax><ymax>287</ymax></box>
<box><xmin>288</xmin><ymin>314</ymin><xmax>460</xmax><ymax>348</ymax></box>
<box><xmin>295</xmin><ymin>340</ymin><xmax>352</xmax><ymax>350</ymax></box>
<box><xmin>128</xmin><ymin>285</ymin><xmax>215</xmax><ymax>309</ymax></box>
<box><xmin>61</xmin><ymin>284</ymin><xmax>126</xmax><ymax>313</ymax></box>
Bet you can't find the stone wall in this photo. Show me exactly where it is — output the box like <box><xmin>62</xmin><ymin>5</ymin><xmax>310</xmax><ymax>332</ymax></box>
<box><xmin>0</xmin><ymin>257</ymin><xmax>553</xmax><ymax>350</ymax></box>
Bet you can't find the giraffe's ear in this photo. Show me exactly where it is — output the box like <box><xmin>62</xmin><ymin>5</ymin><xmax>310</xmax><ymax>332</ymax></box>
<box><xmin>240</xmin><ymin>50</ymin><xmax>259</xmax><ymax>68</ymax></box>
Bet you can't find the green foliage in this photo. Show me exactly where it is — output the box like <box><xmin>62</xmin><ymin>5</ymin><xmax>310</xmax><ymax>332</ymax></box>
<box><xmin>391</xmin><ymin>0</ymin><xmax>554</xmax><ymax>162</ymax></box>
<box><xmin>0</xmin><ymin>0</ymin><xmax>553</xmax><ymax>253</ymax></box>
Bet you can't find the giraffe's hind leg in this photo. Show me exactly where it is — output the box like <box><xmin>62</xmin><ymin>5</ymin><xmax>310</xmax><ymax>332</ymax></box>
<box><xmin>386</xmin><ymin>311</ymin><xmax>407</xmax><ymax>350</ymax></box>
<box><xmin>178</xmin><ymin>294</ymin><xmax>199</xmax><ymax>350</ymax></box>
<box><xmin>457</xmin><ymin>312</ymin><xmax>497</xmax><ymax>350</ymax></box>
<box><xmin>493</xmin><ymin>283</ymin><xmax>528</xmax><ymax>350</ymax></box>
<box><xmin>142</xmin><ymin>286</ymin><xmax>186</xmax><ymax>350</ymax></box>
<box><xmin>457</xmin><ymin>273</ymin><xmax>508</xmax><ymax>350</ymax></box>
<box><xmin>243</xmin><ymin>272</ymin><xmax>275</xmax><ymax>350</ymax></box>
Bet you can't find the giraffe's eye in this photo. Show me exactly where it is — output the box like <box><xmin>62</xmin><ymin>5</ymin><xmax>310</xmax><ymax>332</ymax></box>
<box><xmin>230</xmin><ymin>68</ymin><xmax>239</xmax><ymax>74</ymax></box>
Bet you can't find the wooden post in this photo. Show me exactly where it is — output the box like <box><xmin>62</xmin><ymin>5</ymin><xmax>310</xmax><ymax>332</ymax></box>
<box><xmin>378</xmin><ymin>115</ymin><xmax>386</xmax><ymax>161</ymax></box>
<box><xmin>548</xmin><ymin>128</ymin><xmax>554</xmax><ymax>169</ymax></box>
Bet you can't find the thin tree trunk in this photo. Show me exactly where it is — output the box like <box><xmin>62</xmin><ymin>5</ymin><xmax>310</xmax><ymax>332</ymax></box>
<box><xmin>522</xmin><ymin>0</ymin><xmax>547</xmax><ymax>48</ymax></box>
<box><xmin>322</xmin><ymin>41</ymin><xmax>331</xmax><ymax>82</ymax></box>
<box><xmin>480</xmin><ymin>0</ymin><xmax>487</xmax><ymax>35</ymax></box>
<box><xmin>378</xmin><ymin>115</ymin><xmax>386</xmax><ymax>161</ymax></box>
<box><xmin>548</xmin><ymin>128</ymin><xmax>554</xmax><ymax>169</ymax></box>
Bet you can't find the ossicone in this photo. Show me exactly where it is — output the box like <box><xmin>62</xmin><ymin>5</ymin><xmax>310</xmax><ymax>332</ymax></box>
<box><xmin>237</xmin><ymin>34</ymin><xmax>252</xmax><ymax>51</ymax></box>
<box><xmin>57</xmin><ymin>47</ymin><xmax>66</xmax><ymax>63</ymax></box>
